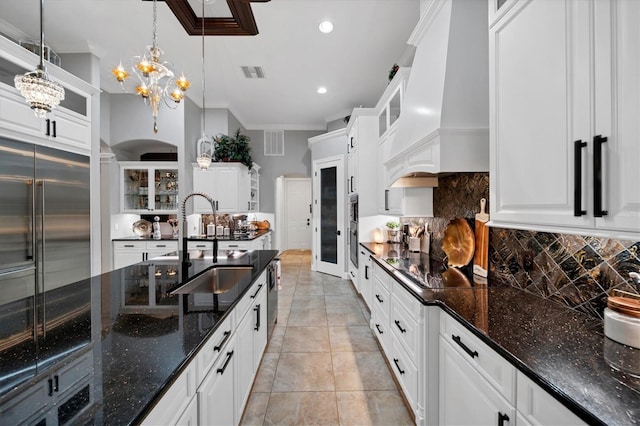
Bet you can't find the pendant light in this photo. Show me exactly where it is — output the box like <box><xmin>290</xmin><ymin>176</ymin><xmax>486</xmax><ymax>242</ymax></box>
<box><xmin>14</xmin><ymin>0</ymin><xmax>65</xmax><ymax>117</ymax></box>
<box><xmin>196</xmin><ymin>0</ymin><xmax>213</xmax><ymax>170</ymax></box>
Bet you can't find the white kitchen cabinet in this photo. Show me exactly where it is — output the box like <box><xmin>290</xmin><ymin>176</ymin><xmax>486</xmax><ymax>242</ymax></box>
<box><xmin>439</xmin><ymin>335</ymin><xmax>515</xmax><ymax>426</ymax></box>
<box><xmin>193</xmin><ymin>163</ymin><xmax>258</xmax><ymax>214</ymax></box>
<box><xmin>489</xmin><ymin>0</ymin><xmax>640</xmax><ymax>239</ymax></box>
<box><xmin>198</xmin><ymin>334</ymin><xmax>236</xmax><ymax>426</ymax></box>
<box><xmin>113</xmin><ymin>240</ymin><xmax>178</xmax><ymax>270</ymax></box>
<box><xmin>120</xmin><ymin>162</ymin><xmax>179</xmax><ymax>214</ymax></box>
<box><xmin>358</xmin><ymin>248</ymin><xmax>373</xmax><ymax>309</ymax></box>
<box><xmin>0</xmin><ymin>36</ymin><xmax>96</xmax><ymax>156</ymax></box>
<box><xmin>346</xmin><ymin>111</ymin><xmax>379</xmax><ymax>216</ymax></box>
<box><xmin>141</xmin><ymin>363</ymin><xmax>196</xmax><ymax>426</ymax></box>
<box><xmin>377</xmin><ymin>131</ymin><xmax>403</xmax><ymax>215</ymax></box>
<box><xmin>516</xmin><ymin>371</ymin><xmax>586</xmax><ymax>426</ymax></box>
<box><xmin>236</xmin><ymin>301</ymin><xmax>256</xmax><ymax>420</ymax></box>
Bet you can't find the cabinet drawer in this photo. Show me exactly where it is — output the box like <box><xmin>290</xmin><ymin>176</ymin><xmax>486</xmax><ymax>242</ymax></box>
<box><xmin>516</xmin><ymin>371</ymin><xmax>586</xmax><ymax>425</ymax></box>
<box><xmin>371</xmin><ymin>314</ymin><xmax>390</xmax><ymax>353</ymax></box>
<box><xmin>219</xmin><ymin>241</ymin><xmax>251</xmax><ymax>250</ymax></box>
<box><xmin>372</xmin><ymin>279</ymin><xmax>391</xmax><ymax>320</ymax></box>
<box><xmin>113</xmin><ymin>241</ymin><xmax>146</xmax><ymax>250</ymax></box>
<box><xmin>441</xmin><ymin>313</ymin><xmax>516</xmax><ymax>404</ymax></box>
<box><xmin>188</xmin><ymin>241</ymin><xmax>214</xmax><ymax>250</ymax></box>
<box><xmin>147</xmin><ymin>241</ymin><xmax>178</xmax><ymax>251</ymax></box>
<box><xmin>390</xmin><ymin>301</ymin><xmax>420</xmax><ymax>362</ymax></box>
<box><xmin>141</xmin><ymin>363</ymin><xmax>196</xmax><ymax>426</ymax></box>
<box><xmin>196</xmin><ymin>314</ymin><xmax>234</xmax><ymax>386</ymax></box>
<box><xmin>237</xmin><ymin>279</ymin><xmax>266</xmax><ymax>322</ymax></box>
<box><xmin>390</xmin><ymin>338</ymin><xmax>418</xmax><ymax>408</ymax></box>
<box><xmin>391</xmin><ymin>280</ymin><xmax>421</xmax><ymax>317</ymax></box>
<box><xmin>371</xmin><ymin>262</ymin><xmax>389</xmax><ymax>290</ymax></box>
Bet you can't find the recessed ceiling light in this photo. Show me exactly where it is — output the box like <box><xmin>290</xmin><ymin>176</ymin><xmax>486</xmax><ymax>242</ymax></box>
<box><xmin>317</xmin><ymin>87</ymin><xmax>327</xmax><ymax>94</ymax></box>
<box><xmin>318</xmin><ymin>21</ymin><xmax>334</xmax><ymax>34</ymax></box>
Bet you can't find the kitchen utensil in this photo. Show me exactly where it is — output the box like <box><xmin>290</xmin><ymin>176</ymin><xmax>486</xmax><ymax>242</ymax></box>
<box><xmin>132</xmin><ymin>219</ymin><xmax>152</xmax><ymax>237</ymax></box>
<box><xmin>473</xmin><ymin>198</ymin><xmax>490</xmax><ymax>277</ymax></box>
<box><xmin>442</xmin><ymin>218</ymin><xmax>475</xmax><ymax>267</ymax></box>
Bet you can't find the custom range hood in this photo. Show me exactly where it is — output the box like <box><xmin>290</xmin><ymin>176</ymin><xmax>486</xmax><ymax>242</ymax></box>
<box><xmin>386</xmin><ymin>0</ymin><xmax>489</xmax><ymax>188</ymax></box>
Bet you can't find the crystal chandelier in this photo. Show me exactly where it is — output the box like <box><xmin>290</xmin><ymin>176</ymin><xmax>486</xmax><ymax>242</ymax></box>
<box><xmin>112</xmin><ymin>0</ymin><xmax>190</xmax><ymax>134</ymax></box>
<box><xmin>196</xmin><ymin>0</ymin><xmax>213</xmax><ymax>170</ymax></box>
<box><xmin>14</xmin><ymin>0</ymin><xmax>65</xmax><ymax>118</ymax></box>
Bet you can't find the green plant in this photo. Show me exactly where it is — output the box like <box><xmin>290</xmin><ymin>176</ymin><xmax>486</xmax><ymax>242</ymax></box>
<box><xmin>213</xmin><ymin>128</ymin><xmax>253</xmax><ymax>169</ymax></box>
<box><xmin>386</xmin><ymin>221</ymin><xmax>400</xmax><ymax>229</ymax></box>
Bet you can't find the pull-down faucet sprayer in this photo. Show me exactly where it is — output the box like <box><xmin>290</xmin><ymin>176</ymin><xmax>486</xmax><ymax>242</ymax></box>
<box><xmin>181</xmin><ymin>192</ymin><xmax>218</xmax><ymax>264</ymax></box>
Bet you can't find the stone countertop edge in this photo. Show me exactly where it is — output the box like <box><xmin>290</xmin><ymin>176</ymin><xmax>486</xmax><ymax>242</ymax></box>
<box><xmin>359</xmin><ymin>242</ymin><xmax>637</xmax><ymax>426</ymax></box>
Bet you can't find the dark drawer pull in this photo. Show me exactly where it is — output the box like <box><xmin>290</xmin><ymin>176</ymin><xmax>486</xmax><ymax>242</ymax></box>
<box><xmin>593</xmin><ymin>134</ymin><xmax>608</xmax><ymax>217</ymax></box>
<box><xmin>217</xmin><ymin>350</ymin><xmax>234</xmax><ymax>374</ymax></box>
<box><xmin>214</xmin><ymin>330</ymin><xmax>231</xmax><ymax>352</ymax></box>
<box><xmin>498</xmin><ymin>412</ymin><xmax>510</xmax><ymax>426</ymax></box>
<box><xmin>254</xmin><ymin>304</ymin><xmax>261</xmax><ymax>331</ymax></box>
<box><xmin>124</xmin><ymin>244</ymin><xmax>135</xmax><ymax>248</ymax></box>
<box><xmin>156</xmin><ymin>244</ymin><xmax>166</xmax><ymax>247</ymax></box>
<box><xmin>375</xmin><ymin>294</ymin><xmax>383</xmax><ymax>303</ymax></box>
<box><xmin>365</xmin><ymin>265</ymin><xmax>369</xmax><ymax>280</ymax></box>
<box><xmin>375</xmin><ymin>324</ymin><xmax>383</xmax><ymax>334</ymax></box>
<box><xmin>452</xmin><ymin>334</ymin><xmax>478</xmax><ymax>359</ymax></box>
<box><xmin>228</xmin><ymin>244</ymin><xmax>239</xmax><ymax>248</ymax></box>
<box><xmin>393</xmin><ymin>358</ymin><xmax>405</xmax><ymax>375</ymax></box>
<box><xmin>251</xmin><ymin>284</ymin><xmax>263</xmax><ymax>299</ymax></box>
<box><xmin>573</xmin><ymin>139</ymin><xmax>587</xmax><ymax>216</ymax></box>
<box><xmin>394</xmin><ymin>320</ymin><xmax>406</xmax><ymax>333</ymax></box>
<box><xmin>196</xmin><ymin>244</ymin><xmax>207</xmax><ymax>248</ymax></box>
<box><xmin>48</xmin><ymin>378</ymin><xmax>54</xmax><ymax>396</ymax></box>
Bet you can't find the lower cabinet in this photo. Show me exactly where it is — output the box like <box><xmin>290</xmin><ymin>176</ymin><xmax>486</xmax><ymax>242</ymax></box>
<box><xmin>358</xmin><ymin>248</ymin><xmax>373</xmax><ymax>309</ymax></box>
<box><xmin>113</xmin><ymin>240</ymin><xmax>178</xmax><ymax>270</ymax></box>
<box><xmin>439</xmin><ymin>335</ymin><xmax>515</xmax><ymax>426</ymax></box>
<box><xmin>141</xmin><ymin>270</ymin><xmax>268</xmax><ymax>426</ymax></box>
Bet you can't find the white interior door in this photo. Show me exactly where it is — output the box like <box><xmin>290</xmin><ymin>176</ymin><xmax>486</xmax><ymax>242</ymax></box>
<box><xmin>313</xmin><ymin>157</ymin><xmax>345</xmax><ymax>277</ymax></box>
<box><xmin>284</xmin><ymin>178</ymin><xmax>312</xmax><ymax>250</ymax></box>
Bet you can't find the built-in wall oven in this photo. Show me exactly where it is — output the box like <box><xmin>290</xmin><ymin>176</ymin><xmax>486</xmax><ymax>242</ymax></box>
<box><xmin>266</xmin><ymin>259</ymin><xmax>279</xmax><ymax>340</ymax></box>
<box><xmin>349</xmin><ymin>194</ymin><xmax>358</xmax><ymax>268</ymax></box>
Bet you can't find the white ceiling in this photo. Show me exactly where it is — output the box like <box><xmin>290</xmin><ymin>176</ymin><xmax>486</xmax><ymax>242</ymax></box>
<box><xmin>0</xmin><ymin>0</ymin><xmax>419</xmax><ymax>130</ymax></box>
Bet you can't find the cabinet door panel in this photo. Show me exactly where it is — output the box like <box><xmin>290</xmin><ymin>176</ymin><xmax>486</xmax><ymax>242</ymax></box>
<box><xmin>198</xmin><ymin>339</ymin><xmax>236</xmax><ymax>426</ymax></box>
<box><xmin>490</xmin><ymin>0</ymin><xmax>592</xmax><ymax>228</ymax></box>
<box><xmin>594</xmin><ymin>0</ymin><xmax>640</xmax><ymax>233</ymax></box>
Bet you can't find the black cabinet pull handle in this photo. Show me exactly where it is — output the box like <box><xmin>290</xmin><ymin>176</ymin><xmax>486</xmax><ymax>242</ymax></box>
<box><xmin>45</xmin><ymin>118</ymin><xmax>51</xmax><ymax>136</ymax></box>
<box><xmin>385</xmin><ymin>190</ymin><xmax>389</xmax><ymax>211</ymax></box>
<box><xmin>48</xmin><ymin>378</ymin><xmax>54</xmax><ymax>396</ymax></box>
<box><xmin>375</xmin><ymin>294</ymin><xmax>383</xmax><ymax>303</ymax></box>
<box><xmin>124</xmin><ymin>244</ymin><xmax>134</xmax><ymax>248</ymax></box>
<box><xmin>251</xmin><ymin>284</ymin><xmax>263</xmax><ymax>299</ymax></box>
<box><xmin>54</xmin><ymin>375</ymin><xmax>59</xmax><ymax>392</ymax></box>
<box><xmin>375</xmin><ymin>324</ymin><xmax>383</xmax><ymax>334</ymax></box>
<box><xmin>214</xmin><ymin>330</ymin><xmax>231</xmax><ymax>352</ymax></box>
<box><xmin>52</xmin><ymin>120</ymin><xmax>56</xmax><ymax>137</ymax></box>
<box><xmin>393</xmin><ymin>358</ymin><xmax>405</xmax><ymax>375</ymax></box>
<box><xmin>365</xmin><ymin>265</ymin><xmax>369</xmax><ymax>280</ymax></box>
<box><xmin>394</xmin><ymin>320</ymin><xmax>406</xmax><ymax>333</ymax></box>
<box><xmin>254</xmin><ymin>304</ymin><xmax>261</xmax><ymax>331</ymax></box>
<box><xmin>156</xmin><ymin>244</ymin><xmax>166</xmax><ymax>247</ymax></box>
<box><xmin>498</xmin><ymin>412</ymin><xmax>510</xmax><ymax>426</ymax></box>
<box><xmin>217</xmin><ymin>350</ymin><xmax>234</xmax><ymax>374</ymax></box>
<box><xmin>350</xmin><ymin>136</ymin><xmax>355</xmax><ymax>148</ymax></box>
<box><xmin>350</xmin><ymin>176</ymin><xmax>354</xmax><ymax>192</ymax></box>
<box><xmin>452</xmin><ymin>334</ymin><xmax>478</xmax><ymax>358</ymax></box>
<box><xmin>573</xmin><ymin>140</ymin><xmax>587</xmax><ymax>216</ymax></box>
<box><xmin>593</xmin><ymin>134</ymin><xmax>608</xmax><ymax>217</ymax></box>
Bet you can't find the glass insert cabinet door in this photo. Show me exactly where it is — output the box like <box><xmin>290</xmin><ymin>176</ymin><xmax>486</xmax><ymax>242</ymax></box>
<box><xmin>120</xmin><ymin>162</ymin><xmax>178</xmax><ymax>213</ymax></box>
<box><xmin>320</xmin><ymin>167</ymin><xmax>338</xmax><ymax>264</ymax></box>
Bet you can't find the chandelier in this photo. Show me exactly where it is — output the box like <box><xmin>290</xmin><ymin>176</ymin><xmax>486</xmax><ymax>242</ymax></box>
<box><xmin>112</xmin><ymin>0</ymin><xmax>190</xmax><ymax>134</ymax></box>
<box><xmin>196</xmin><ymin>0</ymin><xmax>213</xmax><ymax>170</ymax></box>
<box><xmin>14</xmin><ymin>0</ymin><xmax>65</xmax><ymax>118</ymax></box>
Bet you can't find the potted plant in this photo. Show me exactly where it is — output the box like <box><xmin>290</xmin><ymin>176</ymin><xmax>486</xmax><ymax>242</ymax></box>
<box><xmin>385</xmin><ymin>220</ymin><xmax>401</xmax><ymax>242</ymax></box>
<box><xmin>213</xmin><ymin>128</ymin><xmax>253</xmax><ymax>169</ymax></box>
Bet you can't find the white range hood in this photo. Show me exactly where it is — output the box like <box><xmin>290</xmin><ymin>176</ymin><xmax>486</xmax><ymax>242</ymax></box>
<box><xmin>386</xmin><ymin>0</ymin><xmax>489</xmax><ymax>187</ymax></box>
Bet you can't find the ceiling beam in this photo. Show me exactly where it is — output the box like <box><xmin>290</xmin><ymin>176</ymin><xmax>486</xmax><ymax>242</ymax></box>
<box><xmin>164</xmin><ymin>0</ymin><xmax>270</xmax><ymax>36</ymax></box>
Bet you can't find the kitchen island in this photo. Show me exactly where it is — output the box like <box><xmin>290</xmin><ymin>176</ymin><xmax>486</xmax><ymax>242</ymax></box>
<box><xmin>361</xmin><ymin>242</ymin><xmax>639</xmax><ymax>426</ymax></box>
<box><xmin>0</xmin><ymin>249</ymin><xmax>279</xmax><ymax>425</ymax></box>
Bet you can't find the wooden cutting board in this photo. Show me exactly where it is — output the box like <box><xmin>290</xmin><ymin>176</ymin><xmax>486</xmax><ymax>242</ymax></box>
<box><xmin>473</xmin><ymin>198</ymin><xmax>489</xmax><ymax>277</ymax></box>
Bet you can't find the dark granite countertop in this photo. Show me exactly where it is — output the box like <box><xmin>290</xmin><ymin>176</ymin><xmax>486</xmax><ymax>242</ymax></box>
<box><xmin>112</xmin><ymin>229</ymin><xmax>271</xmax><ymax>242</ymax></box>
<box><xmin>0</xmin><ymin>249</ymin><xmax>278</xmax><ymax>425</ymax></box>
<box><xmin>361</xmin><ymin>242</ymin><xmax>640</xmax><ymax>426</ymax></box>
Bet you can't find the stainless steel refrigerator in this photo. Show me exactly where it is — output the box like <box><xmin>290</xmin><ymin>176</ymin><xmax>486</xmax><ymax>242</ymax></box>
<box><xmin>0</xmin><ymin>137</ymin><xmax>91</xmax><ymax>397</ymax></box>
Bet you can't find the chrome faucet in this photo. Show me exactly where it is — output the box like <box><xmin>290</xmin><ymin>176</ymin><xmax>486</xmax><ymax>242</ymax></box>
<box><xmin>181</xmin><ymin>192</ymin><xmax>218</xmax><ymax>264</ymax></box>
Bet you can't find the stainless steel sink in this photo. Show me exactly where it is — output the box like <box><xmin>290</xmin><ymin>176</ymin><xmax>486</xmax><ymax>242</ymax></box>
<box><xmin>170</xmin><ymin>266</ymin><xmax>253</xmax><ymax>295</ymax></box>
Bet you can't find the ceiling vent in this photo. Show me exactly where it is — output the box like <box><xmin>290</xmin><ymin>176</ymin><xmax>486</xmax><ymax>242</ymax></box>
<box><xmin>242</xmin><ymin>66</ymin><xmax>265</xmax><ymax>79</ymax></box>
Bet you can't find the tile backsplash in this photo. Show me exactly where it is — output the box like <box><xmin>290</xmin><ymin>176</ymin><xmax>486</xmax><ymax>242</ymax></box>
<box><xmin>402</xmin><ymin>172</ymin><xmax>640</xmax><ymax>320</ymax></box>
<box><xmin>488</xmin><ymin>228</ymin><xmax>640</xmax><ymax>319</ymax></box>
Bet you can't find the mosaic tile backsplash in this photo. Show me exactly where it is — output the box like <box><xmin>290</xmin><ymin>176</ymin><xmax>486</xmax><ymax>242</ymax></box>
<box><xmin>402</xmin><ymin>172</ymin><xmax>640</xmax><ymax>320</ymax></box>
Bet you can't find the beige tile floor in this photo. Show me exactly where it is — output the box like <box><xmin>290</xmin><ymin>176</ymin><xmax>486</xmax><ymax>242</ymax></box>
<box><xmin>240</xmin><ymin>250</ymin><xmax>414</xmax><ymax>426</ymax></box>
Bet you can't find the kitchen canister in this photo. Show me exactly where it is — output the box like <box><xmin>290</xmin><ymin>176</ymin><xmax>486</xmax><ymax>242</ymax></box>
<box><xmin>408</xmin><ymin>237</ymin><xmax>421</xmax><ymax>252</ymax></box>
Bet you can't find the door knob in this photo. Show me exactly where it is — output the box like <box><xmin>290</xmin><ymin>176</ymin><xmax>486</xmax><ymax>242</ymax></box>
<box><xmin>335</xmin><ymin>230</ymin><xmax>341</xmax><ymax>236</ymax></box>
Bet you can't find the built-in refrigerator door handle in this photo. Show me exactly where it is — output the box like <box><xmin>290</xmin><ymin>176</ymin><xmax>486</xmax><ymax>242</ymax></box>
<box><xmin>36</xmin><ymin>180</ymin><xmax>46</xmax><ymax>337</ymax></box>
<box><xmin>27</xmin><ymin>179</ymin><xmax>35</xmax><ymax>261</ymax></box>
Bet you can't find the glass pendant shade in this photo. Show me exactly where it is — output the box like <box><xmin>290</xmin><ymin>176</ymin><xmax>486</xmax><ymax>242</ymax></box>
<box><xmin>14</xmin><ymin>0</ymin><xmax>65</xmax><ymax>117</ymax></box>
<box><xmin>196</xmin><ymin>137</ymin><xmax>213</xmax><ymax>170</ymax></box>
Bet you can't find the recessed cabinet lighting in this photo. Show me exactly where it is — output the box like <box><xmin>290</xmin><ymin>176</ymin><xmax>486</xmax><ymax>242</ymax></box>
<box><xmin>317</xmin><ymin>87</ymin><xmax>327</xmax><ymax>94</ymax></box>
<box><xmin>319</xmin><ymin>21</ymin><xmax>334</xmax><ymax>34</ymax></box>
